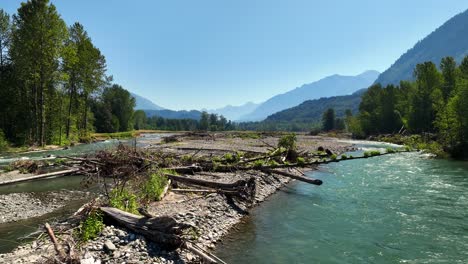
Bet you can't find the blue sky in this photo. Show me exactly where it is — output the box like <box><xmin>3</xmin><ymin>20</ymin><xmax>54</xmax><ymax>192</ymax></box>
<box><xmin>2</xmin><ymin>1</ymin><xmax>467</xmax><ymax>110</ymax></box>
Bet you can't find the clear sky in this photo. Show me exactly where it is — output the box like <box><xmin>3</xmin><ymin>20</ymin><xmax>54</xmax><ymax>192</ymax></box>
<box><xmin>2</xmin><ymin>1</ymin><xmax>467</xmax><ymax>110</ymax></box>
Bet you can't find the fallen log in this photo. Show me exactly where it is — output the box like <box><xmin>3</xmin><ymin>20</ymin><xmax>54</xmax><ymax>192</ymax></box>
<box><xmin>0</xmin><ymin>169</ymin><xmax>79</xmax><ymax>186</ymax></box>
<box><xmin>261</xmin><ymin>168</ymin><xmax>323</xmax><ymax>185</ymax></box>
<box><xmin>100</xmin><ymin>207</ymin><xmax>227</xmax><ymax>263</ymax></box>
<box><xmin>164</xmin><ymin>174</ymin><xmax>256</xmax><ymax>201</ymax></box>
<box><xmin>100</xmin><ymin>207</ymin><xmax>183</xmax><ymax>249</ymax></box>
<box><xmin>171</xmin><ymin>188</ymin><xmax>239</xmax><ymax>195</ymax></box>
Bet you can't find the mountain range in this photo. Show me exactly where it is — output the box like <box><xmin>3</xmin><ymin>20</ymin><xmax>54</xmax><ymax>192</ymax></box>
<box><xmin>131</xmin><ymin>93</ymin><xmax>165</xmax><ymax>111</ymax></box>
<box><xmin>238</xmin><ymin>70</ymin><xmax>379</xmax><ymax>121</ymax></box>
<box><xmin>264</xmin><ymin>89</ymin><xmax>365</xmax><ymax>124</ymax></box>
<box><xmin>205</xmin><ymin>102</ymin><xmax>259</xmax><ymax>121</ymax></box>
<box><xmin>375</xmin><ymin>9</ymin><xmax>468</xmax><ymax>85</ymax></box>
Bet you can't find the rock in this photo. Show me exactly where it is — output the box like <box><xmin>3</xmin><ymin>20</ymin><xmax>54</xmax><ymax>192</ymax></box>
<box><xmin>103</xmin><ymin>240</ymin><xmax>116</xmax><ymax>252</ymax></box>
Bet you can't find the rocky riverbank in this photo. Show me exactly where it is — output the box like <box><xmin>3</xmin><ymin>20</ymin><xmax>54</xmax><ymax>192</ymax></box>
<box><xmin>0</xmin><ymin>190</ymin><xmax>93</xmax><ymax>224</ymax></box>
<box><xmin>0</xmin><ymin>133</ymin><xmax>353</xmax><ymax>263</ymax></box>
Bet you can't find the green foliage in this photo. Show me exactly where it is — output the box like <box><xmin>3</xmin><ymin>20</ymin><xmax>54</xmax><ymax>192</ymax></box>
<box><xmin>278</xmin><ymin>133</ymin><xmax>297</xmax><ymax>150</ymax></box>
<box><xmin>386</xmin><ymin>148</ymin><xmax>396</xmax><ymax>153</ymax></box>
<box><xmin>330</xmin><ymin>154</ymin><xmax>337</xmax><ymax>160</ymax></box>
<box><xmin>253</xmin><ymin>160</ymin><xmax>264</xmax><ymax>168</ymax></box>
<box><xmin>0</xmin><ymin>130</ymin><xmax>8</xmax><ymax>151</ymax></box>
<box><xmin>109</xmin><ymin>188</ymin><xmax>138</xmax><ymax>214</ymax></box>
<box><xmin>79</xmin><ymin>210</ymin><xmax>104</xmax><ymax>242</ymax></box>
<box><xmin>364</xmin><ymin>150</ymin><xmax>381</xmax><ymax>157</ymax></box>
<box><xmin>356</xmin><ymin>56</ymin><xmax>468</xmax><ymax>159</ymax></box>
<box><xmin>341</xmin><ymin>154</ymin><xmax>348</xmax><ymax>159</ymax></box>
<box><xmin>322</xmin><ymin>108</ymin><xmax>336</xmax><ymax>131</ymax></box>
<box><xmin>297</xmin><ymin>157</ymin><xmax>306</xmax><ymax>165</ymax></box>
<box><xmin>223</xmin><ymin>153</ymin><xmax>240</xmax><ymax>163</ymax></box>
<box><xmin>141</xmin><ymin>173</ymin><xmax>168</xmax><ymax>202</ymax></box>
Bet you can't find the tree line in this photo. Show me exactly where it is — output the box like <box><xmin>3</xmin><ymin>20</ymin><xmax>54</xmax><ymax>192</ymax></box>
<box><xmin>133</xmin><ymin>111</ymin><xmax>235</xmax><ymax>131</ymax></box>
<box><xmin>0</xmin><ymin>1</ymin><xmax>136</xmax><ymax>147</ymax></box>
<box><xmin>349</xmin><ymin>56</ymin><xmax>468</xmax><ymax>158</ymax></box>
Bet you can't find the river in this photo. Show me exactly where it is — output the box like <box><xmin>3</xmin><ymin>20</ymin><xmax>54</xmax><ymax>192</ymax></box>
<box><xmin>214</xmin><ymin>143</ymin><xmax>468</xmax><ymax>263</ymax></box>
<box><xmin>0</xmin><ymin>133</ymin><xmax>170</xmax><ymax>253</ymax></box>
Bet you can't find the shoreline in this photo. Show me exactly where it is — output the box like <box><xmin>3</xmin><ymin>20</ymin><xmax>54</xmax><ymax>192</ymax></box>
<box><xmin>0</xmin><ymin>134</ymin><xmax>353</xmax><ymax>263</ymax></box>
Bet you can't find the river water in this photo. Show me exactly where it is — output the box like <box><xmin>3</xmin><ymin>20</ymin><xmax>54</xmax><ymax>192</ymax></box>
<box><xmin>215</xmin><ymin>144</ymin><xmax>468</xmax><ymax>263</ymax></box>
<box><xmin>0</xmin><ymin>133</ymin><xmax>169</xmax><ymax>253</ymax></box>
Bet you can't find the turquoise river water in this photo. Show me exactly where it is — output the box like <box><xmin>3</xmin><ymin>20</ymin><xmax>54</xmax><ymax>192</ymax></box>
<box><xmin>214</xmin><ymin>144</ymin><xmax>468</xmax><ymax>263</ymax></box>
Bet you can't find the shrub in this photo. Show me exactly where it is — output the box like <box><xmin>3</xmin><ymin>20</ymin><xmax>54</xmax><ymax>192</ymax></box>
<box><xmin>297</xmin><ymin>157</ymin><xmax>306</xmax><ymax>165</ymax></box>
<box><xmin>109</xmin><ymin>188</ymin><xmax>138</xmax><ymax>214</ymax></box>
<box><xmin>277</xmin><ymin>133</ymin><xmax>297</xmax><ymax>150</ymax></box>
<box><xmin>386</xmin><ymin>148</ymin><xmax>396</xmax><ymax>154</ymax></box>
<box><xmin>341</xmin><ymin>154</ymin><xmax>348</xmax><ymax>159</ymax></box>
<box><xmin>141</xmin><ymin>173</ymin><xmax>168</xmax><ymax>202</ymax></box>
<box><xmin>223</xmin><ymin>153</ymin><xmax>240</xmax><ymax>163</ymax></box>
<box><xmin>79</xmin><ymin>210</ymin><xmax>104</xmax><ymax>242</ymax></box>
<box><xmin>0</xmin><ymin>130</ymin><xmax>9</xmax><ymax>151</ymax></box>
<box><xmin>330</xmin><ymin>154</ymin><xmax>337</xmax><ymax>160</ymax></box>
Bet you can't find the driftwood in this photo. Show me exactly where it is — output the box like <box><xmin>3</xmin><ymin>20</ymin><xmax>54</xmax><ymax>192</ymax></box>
<box><xmin>101</xmin><ymin>207</ymin><xmax>226</xmax><ymax>263</ymax></box>
<box><xmin>164</xmin><ymin>174</ymin><xmax>256</xmax><ymax>201</ymax></box>
<box><xmin>0</xmin><ymin>169</ymin><xmax>79</xmax><ymax>186</ymax></box>
<box><xmin>171</xmin><ymin>188</ymin><xmax>239</xmax><ymax>195</ymax></box>
<box><xmin>44</xmin><ymin>223</ymin><xmax>66</xmax><ymax>259</ymax></box>
<box><xmin>100</xmin><ymin>207</ymin><xmax>183</xmax><ymax>249</ymax></box>
<box><xmin>261</xmin><ymin>168</ymin><xmax>323</xmax><ymax>185</ymax></box>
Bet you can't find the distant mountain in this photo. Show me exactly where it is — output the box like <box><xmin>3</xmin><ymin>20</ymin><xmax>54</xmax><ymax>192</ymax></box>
<box><xmin>144</xmin><ymin>109</ymin><xmax>202</xmax><ymax>120</ymax></box>
<box><xmin>375</xmin><ymin>9</ymin><xmax>468</xmax><ymax>85</ymax></box>
<box><xmin>205</xmin><ymin>102</ymin><xmax>259</xmax><ymax>121</ymax></box>
<box><xmin>239</xmin><ymin>70</ymin><xmax>379</xmax><ymax>121</ymax></box>
<box><xmin>264</xmin><ymin>89</ymin><xmax>366</xmax><ymax>124</ymax></box>
<box><xmin>131</xmin><ymin>93</ymin><xmax>165</xmax><ymax>110</ymax></box>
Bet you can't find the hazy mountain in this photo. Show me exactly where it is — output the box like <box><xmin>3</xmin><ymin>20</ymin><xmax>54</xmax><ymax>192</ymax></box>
<box><xmin>239</xmin><ymin>70</ymin><xmax>379</xmax><ymax>121</ymax></box>
<box><xmin>144</xmin><ymin>109</ymin><xmax>202</xmax><ymax>120</ymax></box>
<box><xmin>130</xmin><ymin>92</ymin><xmax>165</xmax><ymax>110</ymax></box>
<box><xmin>205</xmin><ymin>102</ymin><xmax>259</xmax><ymax>121</ymax></box>
<box><xmin>375</xmin><ymin>9</ymin><xmax>468</xmax><ymax>85</ymax></box>
<box><xmin>264</xmin><ymin>89</ymin><xmax>366</xmax><ymax>124</ymax></box>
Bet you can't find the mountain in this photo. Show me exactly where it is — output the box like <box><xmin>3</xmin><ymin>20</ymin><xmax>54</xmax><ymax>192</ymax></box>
<box><xmin>375</xmin><ymin>9</ymin><xmax>468</xmax><ymax>85</ymax></box>
<box><xmin>205</xmin><ymin>102</ymin><xmax>259</xmax><ymax>121</ymax></box>
<box><xmin>238</xmin><ymin>70</ymin><xmax>379</xmax><ymax>121</ymax></box>
<box><xmin>264</xmin><ymin>89</ymin><xmax>366</xmax><ymax>124</ymax></box>
<box><xmin>144</xmin><ymin>109</ymin><xmax>202</xmax><ymax>120</ymax></box>
<box><xmin>131</xmin><ymin>92</ymin><xmax>165</xmax><ymax>110</ymax></box>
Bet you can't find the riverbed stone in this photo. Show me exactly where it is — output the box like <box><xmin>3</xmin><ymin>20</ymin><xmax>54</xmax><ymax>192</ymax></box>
<box><xmin>103</xmin><ymin>240</ymin><xmax>117</xmax><ymax>252</ymax></box>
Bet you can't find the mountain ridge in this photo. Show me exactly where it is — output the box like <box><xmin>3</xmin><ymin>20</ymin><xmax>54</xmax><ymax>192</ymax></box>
<box><xmin>375</xmin><ymin>9</ymin><xmax>468</xmax><ymax>85</ymax></box>
<box><xmin>238</xmin><ymin>70</ymin><xmax>379</xmax><ymax>121</ymax></box>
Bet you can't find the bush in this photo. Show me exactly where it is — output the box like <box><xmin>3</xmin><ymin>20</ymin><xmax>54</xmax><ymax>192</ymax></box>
<box><xmin>0</xmin><ymin>130</ymin><xmax>9</xmax><ymax>151</ymax></box>
<box><xmin>364</xmin><ymin>150</ymin><xmax>381</xmax><ymax>157</ymax></box>
<box><xmin>79</xmin><ymin>210</ymin><xmax>104</xmax><ymax>242</ymax></box>
<box><xmin>330</xmin><ymin>154</ymin><xmax>337</xmax><ymax>160</ymax></box>
<box><xmin>278</xmin><ymin>133</ymin><xmax>297</xmax><ymax>150</ymax></box>
<box><xmin>223</xmin><ymin>153</ymin><xmax>240</xmax><ymax>163</ymax></box>
<box><xmin>141</xmin><ymin>173</ymin><xmax>168</xmax><ymax>202</ymax></box>
<box><xmin>109</xmin><ymin>188</ymin><xmax>138</xmax><ymax>214</ymax></box>
<box><xmin>341</xmin><ymin>154</ymin><xmax>348</xmax><ymax>159</ymax></box>
<box><xmin>386</xmin><ymin>148</ymin><xmax>396</xmax><ymax>153</ymax></box>
<box><xmin>297</xmin><ymin>157</ymin><xmax>306</xmax><ymax>165</ymax></box>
